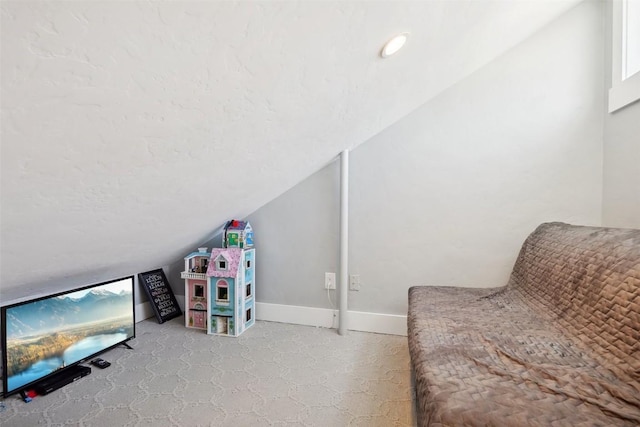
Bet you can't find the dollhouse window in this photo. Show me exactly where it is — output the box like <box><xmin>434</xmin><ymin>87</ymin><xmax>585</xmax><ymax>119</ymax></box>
<box><xmin>246</xmin><ymin>259</ymin><xmax>252</xmax><ymax>269</ymax></box>
<box><xmin>216</xmin><ymin>280</ymin><xmax>229</xmax><ymax>301</ymax></box>
<box><xmin>227</xmin><ymin>233</ymin><xmax>239</xmax><ymax>246</ymax></box>
<box><xmin>246</xmin><ymin>308</ymin><xmax>252</xmax><ymax>322</ymax></box>
<box><xmin>194</xmin><ymin>284</ymin><xmax>204</xmax><ymax>298</ymax></box>
<box><xmin>217</xmin><ymin>260</ymin><xmax>227</xmax><ymax>270</ymax></box>
<box><xmin>245</xmin><ymin>282</ymin><xmax>252</xmax><ymax>298</ymax></box>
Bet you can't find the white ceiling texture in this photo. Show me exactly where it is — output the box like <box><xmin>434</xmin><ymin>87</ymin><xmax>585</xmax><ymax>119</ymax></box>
<box><xmin>1</xmin><ymin>0</ymin><xmax>581</xmax><ymax>297</ymax></box>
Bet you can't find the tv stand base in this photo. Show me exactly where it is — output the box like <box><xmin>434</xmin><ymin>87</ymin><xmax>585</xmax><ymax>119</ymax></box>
<box><xmin>33</xmin><ymin>365</ymin><xmax>91</xmax><ymax>396</ymax></box>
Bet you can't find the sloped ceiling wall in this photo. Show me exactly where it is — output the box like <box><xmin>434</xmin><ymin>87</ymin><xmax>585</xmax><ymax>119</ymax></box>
<box><xmin>1</xmin><ymin>0</ymin><xmax>580</xmax><ymax>299</ymax></box>
<box><xmin>244</xmin><ymin>0</ymin><xmax>605</xmax><ymax>315</ymax></box>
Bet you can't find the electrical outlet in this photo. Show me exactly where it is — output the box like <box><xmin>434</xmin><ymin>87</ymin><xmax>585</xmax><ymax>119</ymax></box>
<box><xmin>325</xmin><ymin>272</ymin><xmax>336</xmax><ymax>289</ymax></box>
<box><xmin>349</xmin><ymin>274</ymin><xmax>361</xmax><ymax>291</ymax></box>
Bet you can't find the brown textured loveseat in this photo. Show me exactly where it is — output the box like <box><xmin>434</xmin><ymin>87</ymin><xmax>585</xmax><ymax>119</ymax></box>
<box><xmin>408</xmin><ymin>222</ymin><xmax>640</xmax><ymax>426</ymax></box>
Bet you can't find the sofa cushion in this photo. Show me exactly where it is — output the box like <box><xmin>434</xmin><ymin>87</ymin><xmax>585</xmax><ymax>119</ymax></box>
<box><xmin>508</xmin><ymin>222</ymin><xmax>640</xmax><ymax>380</ymax></box>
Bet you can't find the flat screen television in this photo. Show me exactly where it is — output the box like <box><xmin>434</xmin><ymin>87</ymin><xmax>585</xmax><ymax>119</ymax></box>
<box><xmin>1</xmin><ymin>276</ymin><xmax>135</xmax><ymax>397</ymax></box>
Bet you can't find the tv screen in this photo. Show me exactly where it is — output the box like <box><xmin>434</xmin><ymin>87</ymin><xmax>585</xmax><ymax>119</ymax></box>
<box><xmin>2</xmin><ymin>276</ymin><xmax>135</xmax><ymax>397</ymax></box>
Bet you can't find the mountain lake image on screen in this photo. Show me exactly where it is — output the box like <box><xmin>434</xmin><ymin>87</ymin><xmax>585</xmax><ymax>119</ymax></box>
<box><xmin>2</xmin><ymin>276</ymin><xmax>135</xmax><ymax>397</ymax></box>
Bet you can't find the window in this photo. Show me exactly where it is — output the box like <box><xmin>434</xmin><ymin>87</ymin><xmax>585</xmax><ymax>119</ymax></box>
<box><xmin>609</xmin><ymin>0</ymin><xmax>640</xmax><ymax>112</ymax></box>
<box><xmin>216</xmin><ymin>257</ymin><xmax>227</xmax><ymax>271</ymax></box>
<box><xmin>227</xmin><ymin>232</ymin><xmax>239</xmax><ymax>247</ymax></box>
<box><xmin>216</xmin><ymin>280</ymin><xmax>229</xmax><ymax>302</ymax></box>
<box><xmin>246</xmin><ymin>259</ymin><xmax>252</xmax><ymax>269</ymax></box>
<box><xmin>622</xmin><ymin>0</ymin><xmax>640</xmax><ymax>78</ymax></box>
<box><xmin>194</xmin><ymin>284</ymin><xmax>204</xmax><ymax>298</ymax></box>
<box><xmin>246</xmin><ymin>308</ymin><xmax>252</xmax><ymax>323</ymax></box>
<box><xmin>246</xmin><ymin>282</ymin><xmax>252</xmax><ymax>298</ymax></box>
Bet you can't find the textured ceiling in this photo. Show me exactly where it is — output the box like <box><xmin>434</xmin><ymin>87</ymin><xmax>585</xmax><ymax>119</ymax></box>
<box><xmin>0</xmin><ymin>0</ymin><xmax>581</xmax><ymax>297</ymax></box>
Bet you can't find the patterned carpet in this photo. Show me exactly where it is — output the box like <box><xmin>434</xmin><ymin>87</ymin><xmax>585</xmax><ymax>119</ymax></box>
<box><xmin>0</xmin><ymin>318</ymin><xmax>415</xmax><ymax>426</ymax></box>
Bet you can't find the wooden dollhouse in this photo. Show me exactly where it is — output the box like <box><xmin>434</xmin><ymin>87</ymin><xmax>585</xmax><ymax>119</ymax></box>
<box><xmin>206</xmin><ymin>247</ymin><xmax>255</xmax><ymax>336</ymax></box>
<box><xmin>181</xmin><ymin>221</ymin><xmax>256</xmax><ymax>336</ymax></box>
<box><xmin>181</xmin><ymin>247</ymin><xmax>210</xmax><ymax>330</ymax></box>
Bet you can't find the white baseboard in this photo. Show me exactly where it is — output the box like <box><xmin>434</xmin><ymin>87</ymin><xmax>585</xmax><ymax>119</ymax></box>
<box><xmin>138</xmin><ymin>298</ymin><xmax>407</xmax><ymax>336</ymax></box>
<box><xmin>347</xmin><ymin>310</ymin><xmax>408</xmax><ymax>336</ymax></box>
<box><xmin>255</xmin><ymin>302</ymin><xmax>407</xmax><ymax>336</ymax></box>
<box><xmin>255</xmin><ymin>302</ymin><xmax>338</xmax><ymax>329</ymax></box>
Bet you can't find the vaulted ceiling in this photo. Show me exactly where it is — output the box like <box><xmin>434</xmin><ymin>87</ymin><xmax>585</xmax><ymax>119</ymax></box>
<box><xmin>1</xmin><ymin>0</ymin><xmax>581</xmax><ymax>297</ymax></box>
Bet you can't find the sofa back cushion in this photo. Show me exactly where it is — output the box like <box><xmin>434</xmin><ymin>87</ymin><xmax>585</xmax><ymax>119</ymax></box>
<box><xmin>507</xmin><ymin>222</ymin><xmax>640</xmax><ymax>381</ymax></box>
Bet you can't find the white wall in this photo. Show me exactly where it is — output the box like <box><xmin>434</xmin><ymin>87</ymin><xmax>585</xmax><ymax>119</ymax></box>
<box><xmin>602</xmin><ymin>1</ymin><xmax>640</xmax><ymax>228</ymax></box>
<box><xmin>0</xmin><ymin>1</ymin><xmax>580</xmax><ymax>300</ymax></box>
<box><xmin>247</xmin><ymin>1</ymin><xmax>605</xmax><ymax>315</ymax></box>
<box><xmin>247</xmin><ymin>163</ymin><xmax>341</xmax><ymax>307</ymax></box>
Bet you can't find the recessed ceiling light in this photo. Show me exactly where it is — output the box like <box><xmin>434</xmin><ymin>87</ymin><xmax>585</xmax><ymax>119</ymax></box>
<box><xmin>380</xmin><ymin>32</ymin><xmax>409</xmax><ymax>58</ymax></box>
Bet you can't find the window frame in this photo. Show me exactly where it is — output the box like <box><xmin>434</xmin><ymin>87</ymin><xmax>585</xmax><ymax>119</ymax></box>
<box><xmin>609</xmin><ymin>0</ymin><xmax>640</xmax><ymax>112</ymax></box>
<box><xmin>194</xmin><ymin>284</ymin><xmax>204</xmax><ymax>298</ymax></box>
<box><xmin>215</xmin><ymin>255</ymin><xmax>228</xmax><ymax>271</ymax></box>
<box><xmin>216</xmin><ymin>279</ymin><xmax>229</xmax><ymax>304</ymax></box>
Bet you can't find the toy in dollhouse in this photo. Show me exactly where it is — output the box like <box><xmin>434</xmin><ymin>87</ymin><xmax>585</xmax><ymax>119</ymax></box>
<box><xmin>181</xmin><ymin>247</ymin><xmax>211</xmax><ymax>330</ymax></box>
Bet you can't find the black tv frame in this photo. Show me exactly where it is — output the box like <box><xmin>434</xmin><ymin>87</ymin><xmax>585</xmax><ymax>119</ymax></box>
<box><xmin>1</xmin><ymin>275</ymin><xmax>136</xmax><ymax>398</ymax></box>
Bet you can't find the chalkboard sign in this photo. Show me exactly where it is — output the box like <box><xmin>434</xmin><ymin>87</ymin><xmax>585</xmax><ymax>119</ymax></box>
<box><xmin>138</xmin><ymin>268</ymin><xmax>182</xmax><ymax>324</ymax></box>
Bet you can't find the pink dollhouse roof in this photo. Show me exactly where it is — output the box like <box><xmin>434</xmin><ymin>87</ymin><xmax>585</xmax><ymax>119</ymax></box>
<box><xmin>206</xmin><ymin>248</ymin><xmax>243</xmax><ymax>278</ymax></box>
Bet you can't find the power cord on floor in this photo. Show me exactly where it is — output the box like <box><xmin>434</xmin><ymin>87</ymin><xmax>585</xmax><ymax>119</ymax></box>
<box><xmin>327</xmin><ymin>288</ymin><xmax>338</xmax><ymax>329</ymax></box>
